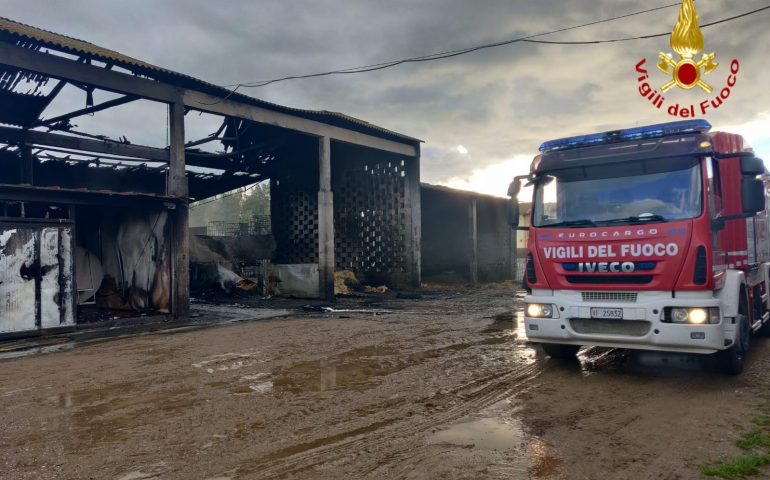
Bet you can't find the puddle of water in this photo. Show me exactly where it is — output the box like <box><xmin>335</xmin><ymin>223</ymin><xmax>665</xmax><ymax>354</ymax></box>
<box><xmin>515</xmin><ymin>311</ymin><xmax>527</xmax><ymax>340</ymax></box>
<box><xmin>273</xmin><ymin>359</ymin><xmax>390</xmax><ymax>393</ymax></box>
<box><xmin>272</xmin><ymin>345</ymin><xmax>402</xmax><ymax>393</ymax></box>
<box><xmin>575</xmin><ymin>347</ymin><xmax>708</xmax><ymax>377</ymax></box>
<box><xmin>430</xmin><ymin>416</ymin><xmax>523</xmax><ymax>451</ymax></box>
<box><xmin>529</xmin><ymin>437</ymin><xmax>563</xmax><ymax>478</ymax></box>
<box><xmin>248</xmin><ymin>381</ymin><xmax>273</xmax><ymax>393</ymax></box>
<box><xmin>482</xmin><ymin>311</ymin><xmax>516</xmax><ymax>334</ymax></box>
<box><xmin>230</xmin><ymin>373</ymin><xmax>273</xmax><ymax>395</ymax></box>
<box><xmin>273</xmin><ymin>339</ymin><xmax>511</xmax><ymax>394</ymax></box>
<box><xmin>574</xmin><ymin>347</ymin><xmax>625</xmax><ymax>375</ymax></box>
<box><xmin>192</xmin><ymin>349</ymin><xmax>265</xmax><ymax>374</ymax></box>
<box><xmin>428</xmin><ymin>401</ymin><xmax>562</xmax><ymax>478</ymax></box>
<box><xmin>40</xmin><ymin>382</ymin><xmax>204</xmax><ymax>450</ymax></box>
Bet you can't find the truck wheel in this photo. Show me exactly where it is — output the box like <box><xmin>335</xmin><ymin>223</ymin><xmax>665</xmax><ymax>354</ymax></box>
<box><xmin>541</xmin><ymin>343</ymin><xmax>580</xmax><ymax>359</ymax></box>
<box><xmin>719</xmin><ymin>314</ymin><xmax>750</xmax><ymax>375</ymax></box>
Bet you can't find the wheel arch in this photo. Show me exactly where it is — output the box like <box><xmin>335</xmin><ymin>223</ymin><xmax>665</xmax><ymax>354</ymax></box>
<box><xmin>715</xmin><ymin>269</ymin><xmax>747</xmax><ymax>318</ymax></box>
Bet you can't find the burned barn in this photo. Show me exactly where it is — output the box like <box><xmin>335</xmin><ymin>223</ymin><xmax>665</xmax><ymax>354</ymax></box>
<box><xmin>0</xmin><ymin>18</ymin><xmax>421</xmax><ymax>337</ymax></box>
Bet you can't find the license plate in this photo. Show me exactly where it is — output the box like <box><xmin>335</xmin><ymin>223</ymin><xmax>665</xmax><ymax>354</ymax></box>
<box><xmin>590</xmin><ymin>307</ymin><xmax>623</xmax><ymax>319</ymax></box>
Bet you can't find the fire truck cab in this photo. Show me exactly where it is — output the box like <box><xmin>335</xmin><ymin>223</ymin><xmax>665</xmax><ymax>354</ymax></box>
<box><xmin>508</xmin><ymin>120</ymin><xmax>770</xmax><ymax>374</ymax></box>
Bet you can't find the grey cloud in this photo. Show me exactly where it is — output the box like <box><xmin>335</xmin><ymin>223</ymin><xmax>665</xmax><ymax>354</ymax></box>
<box><xmin>3</xmin><ymin>0</ymin><xmax>769</xmax><ymax>188</ymax></box>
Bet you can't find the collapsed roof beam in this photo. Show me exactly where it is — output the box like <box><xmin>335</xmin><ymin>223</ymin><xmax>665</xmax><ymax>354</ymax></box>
<box><xmin>0</xmin><ymin>42</ymin><xmax>417</xmax><ymax>157</ymax></box>
<box><xmin>0</xmin><ymin>125</ymin><xmax>170</xmax><ymax>162</ymax></box>
<box><xmin>0</xmin><ymin>42</ymin><xmax>179</xmax><ymax>102</ymax></box>
<box><xmin>184</xmin><ymin>155</ymin><xmax>265</xmax><ymax>172</ymax></box>
<box><xmin>185</xmin><ymin>135</ymin><xmax>232</xmax><ymax>148</ymax></box>
<box><xmin>0</xmin><ymin>125</ymin><xmax>270</xmax><ymax>171</ymax></box>
<box><xmin>38</xmin><ymin>78</ymin><xmax>68</xmax><ymax>110</ymax></box>
<box><xmin>0</xmin><ymin>184</ymin><xmax>176</xmax><ymax>206</ymax></box>
<box><xmin>37</xmin><ymin>94</ymin><xmax>139</xmax><ymax>127</ymax></box>
<box><xmin>183</xmin><ymin>90</ymin><xmax>417</xmax><ymax>157</ymax></box>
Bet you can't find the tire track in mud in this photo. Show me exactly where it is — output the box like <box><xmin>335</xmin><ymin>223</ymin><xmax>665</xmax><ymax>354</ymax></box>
<box><xmin>238</xmin><ymin>338</ymin><xmax>542</xmax><ymax>479</ymax></box>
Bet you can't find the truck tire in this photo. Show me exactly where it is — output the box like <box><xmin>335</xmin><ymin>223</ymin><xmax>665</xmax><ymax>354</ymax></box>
<box><xmin>719</xmin><ymin>314</ymin><xmax>750</xmax><ymax>375</ymax></box>
<box><xmin>541</xmin><ymin>343</ymin><xmax>580</xmax><ymax>359</ymax></box>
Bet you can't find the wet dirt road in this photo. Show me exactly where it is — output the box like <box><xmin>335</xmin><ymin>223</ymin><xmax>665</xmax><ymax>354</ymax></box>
<box><xmin>2</xmin><ymin>285</ymin><xmax>770</xmax><ymax>480</ymax></box>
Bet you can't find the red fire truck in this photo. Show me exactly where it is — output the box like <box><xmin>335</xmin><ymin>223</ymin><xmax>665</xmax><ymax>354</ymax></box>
<box><xmin>508</xmin><ymin>120</ymin><xmax>770</xmax><ymax>374</ymax></box>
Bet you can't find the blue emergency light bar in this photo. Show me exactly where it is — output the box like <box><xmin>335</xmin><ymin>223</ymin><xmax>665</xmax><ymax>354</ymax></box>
<box><xmin>538</xmin><ymin>119</ymin><xmax>712</xmax><ymax>153</ymax></box>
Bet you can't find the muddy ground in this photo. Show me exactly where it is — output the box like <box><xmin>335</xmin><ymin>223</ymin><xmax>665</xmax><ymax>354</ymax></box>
<box><xmin>2</xmin><ymin>284</ymin><xmax>770</xmax><ymax>480</ymax></box>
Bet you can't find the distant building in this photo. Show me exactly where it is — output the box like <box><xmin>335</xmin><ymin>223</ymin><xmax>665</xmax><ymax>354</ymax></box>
<box><xmin>421</xmin><ymin>184</ymin><xmax>515</xmax><ymax>284</ymax></box>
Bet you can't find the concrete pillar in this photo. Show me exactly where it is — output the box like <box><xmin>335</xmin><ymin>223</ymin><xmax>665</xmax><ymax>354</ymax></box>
<box><xmin>171</xmin><ymin>204</ymin><xmax>190</xmax><ymax>318</ymax></box>
<box><xmin>318</xmin><ymin>136</ymin><xmax>335</xmax><ymax>301</ymax></box>
<box><xmin>406</xmin><ymin>151</ymin><xmax>422</xmax><ymax>288</ymax></box>
<box><xmin>167</xmin><ymin>101</ymin><xmax>188</xmax><ymax>198</ymax></box>
<box><xmin>168</xmin><ymin>100</ymin><xmax>189</xmax><ymax>318</ymax></box>
<box><xmin>469</xmin><ymin>198</ymin><xmax>478</xmax><ymax>284</ymax></box>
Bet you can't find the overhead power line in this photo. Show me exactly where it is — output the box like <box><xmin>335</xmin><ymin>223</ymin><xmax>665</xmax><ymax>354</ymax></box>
<box><xmin>220</xmin><ymin>2</ymin><xmax>682</xmax><ymax>90</ymax></box>
<box><xmin>213</xmin><ymin>2</ymin><xmax>770</xmax><ymax>92</ymax></box>
<box><xmin>522</xmin><ymin>4</ymin><xmax>770</xmax><ymax>44</ymax></box>
<box><xmin>202</xmin><ymin>2</ymin><xmax>770</xmax><ymax>103</ymax></box>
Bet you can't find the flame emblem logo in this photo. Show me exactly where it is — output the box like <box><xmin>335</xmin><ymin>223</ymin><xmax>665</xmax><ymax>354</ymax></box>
<box><xmin>657</xmin><ymin>0</ymin><xmax>718</xmax><ymax>93</ymax></box>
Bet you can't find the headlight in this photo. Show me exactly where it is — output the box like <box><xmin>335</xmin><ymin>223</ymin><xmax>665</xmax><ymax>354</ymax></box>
<box><xmin>671</xmin><ymin>308</ymin><xmax>689</xmax><ymax>323</ymax></box>
<box><xmin>664</xmin><ymin>307</ymin><xmax>720</xmax><ymax>324</ymax></box>
<box><xmin>688</xmin><ymin>308</ymin><xmax>708</xmax><ymax>324</ymax></box>
<box><xmin>527</xmin><ymin>303</ymin><xmax>557</xmax><ymax>318</ymax></box>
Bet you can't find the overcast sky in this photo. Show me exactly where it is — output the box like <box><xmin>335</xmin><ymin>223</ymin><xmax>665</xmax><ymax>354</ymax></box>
<box><xmin>3</xmin><ymin>0</ymin><xmax>769</xmax><ymax>196</ymax></box>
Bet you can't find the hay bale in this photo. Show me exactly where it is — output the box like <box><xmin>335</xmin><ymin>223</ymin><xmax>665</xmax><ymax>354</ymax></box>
<box><xmin>334</xmin><ymin>270</ymin><xmax>359</xmax><ymax>295</ymax></box>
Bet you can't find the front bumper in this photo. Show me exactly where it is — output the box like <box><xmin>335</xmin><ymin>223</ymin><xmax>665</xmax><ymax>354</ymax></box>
<box><xmin>524</xmin><ymin>290</ymin><xmax>736</xmax><ymax>354</ymax></box>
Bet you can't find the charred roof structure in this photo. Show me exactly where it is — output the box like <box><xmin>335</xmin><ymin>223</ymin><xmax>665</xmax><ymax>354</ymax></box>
<box><xmin>0</xmin><ymin>17</ymin><xmax>421</xmax><ymax>337</ymax></box>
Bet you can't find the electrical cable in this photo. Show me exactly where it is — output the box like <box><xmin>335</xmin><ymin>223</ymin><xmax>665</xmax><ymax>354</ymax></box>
<box><xmin>196</xmin><ymin>2</ymin><xmax>684</xmax><ymax>105</ymax></box>
<box><xmin>209</xmin><ymin>2</ymin><xmax>770</xmax><ymax>92</ymax></box>
<box><xmin>190</xmin><ymin>3</ymin><xmax>770</xmax><ymax>202</ymax></box>
<box><xmin>521</xmin><ymin>4</ymin><xmax>770</xmax><ymax>44</ymax></box>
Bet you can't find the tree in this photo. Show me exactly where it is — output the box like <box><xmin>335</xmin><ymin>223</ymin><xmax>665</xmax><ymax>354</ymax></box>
<box><xmin>190</xmin><ymin>189</ymin><xmax>243</xmax><ymax>227</ymax></box>
<box><xmin>241</xmin><ymin>182</ymin><xmax>270</xmax><ymax>219</ymax></box>
<box><xmin>189</xmin><ymin>181</ymin><xmax>270</xmax><ymax>228</ymax></box>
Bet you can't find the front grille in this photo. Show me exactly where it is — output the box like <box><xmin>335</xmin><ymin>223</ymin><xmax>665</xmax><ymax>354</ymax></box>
<box><xmin>581</xmin><ymin>291</ymin><xmax>638</xmax><ymax>303</ymax></box>
<box><xmin>570</xmin><ymin>319</ymin><xmax>651</xmax><ymax>337</ymax></box>
<box><xmin>566</xmin><ymin>275</ymin><xmax>652</xmax><ymax>285</ymax></box>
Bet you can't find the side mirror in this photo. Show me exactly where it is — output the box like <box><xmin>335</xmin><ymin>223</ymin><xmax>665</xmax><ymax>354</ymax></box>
<box><xmin>742</xmin><ymin>177</ymin><xmax>765</xmax><ymax>214</ymax></box>
<box><xmin>508</xmin><ymin>199</ymin><xmax>520</xmax><ymax>228</ymax></box>
<box><xmin>741</xmin><ymin>156</ymin><xmax>765</xmax><ymax>176</ymax></box>
<box><xmin>507</xmin><ymin>176</ymin><xmax>529</xmax><ymax>228</ymax></box>
<box><xmin>507</xmin><ymin>178</ymin><xmax>522</xmax><ymax>197</ymax></box>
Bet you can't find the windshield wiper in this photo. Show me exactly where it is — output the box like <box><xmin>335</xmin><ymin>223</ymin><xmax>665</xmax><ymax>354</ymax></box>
<box><xmin>602</xmin><ymin>214</ymin><xmax>668</xmax><ymax>225</ymax></box>
<box><xmin>542</xmin><ymin>219</ymin><xmax>598</xmax><ymax>228</ymax></box>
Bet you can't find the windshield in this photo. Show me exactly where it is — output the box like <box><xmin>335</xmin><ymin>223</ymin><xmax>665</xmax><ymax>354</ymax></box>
<box><xmin>533</xmin><ymin>157</ymin><xmax>702</xmax><ymax>227</ymax></box>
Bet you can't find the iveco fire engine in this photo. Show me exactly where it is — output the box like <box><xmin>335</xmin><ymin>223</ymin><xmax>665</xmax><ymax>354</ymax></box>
<box><xmin>508</xmin><ymin>120</ymin><xmax>770</xmax><ymax>374</ymax></box>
